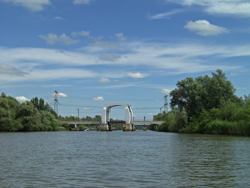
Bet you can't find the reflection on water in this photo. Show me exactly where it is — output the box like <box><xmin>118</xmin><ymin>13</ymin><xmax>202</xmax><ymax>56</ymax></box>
<box><xmin>0</xmin><ymin>131</ymin><xmax>250</xmax><ymax>187</ymax></box>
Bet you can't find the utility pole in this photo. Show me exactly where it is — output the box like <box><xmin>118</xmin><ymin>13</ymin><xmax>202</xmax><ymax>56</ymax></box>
<box><xmin>164</xmin><ymin>95</ymin><xmax>168</xmax><ymax>112</ymax></box>
<box><xmin>160</xmin><ymin>107</ymin><xmax>163</xmax><ymax>120</ymax></box>
<box><xmin>77</xmin><ymin>108</ymin><xmax>79</xmax><ymax>120</ymax></box>
<box><xmin>54</xmin><ymin>90</ymin><xmax>59</xmax><ymax>115</ymax></box>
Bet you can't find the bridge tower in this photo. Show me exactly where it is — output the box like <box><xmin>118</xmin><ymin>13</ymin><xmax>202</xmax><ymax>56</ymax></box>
<box><xmin>100</xmin><ymin>103</ymin><xmax>135</xmax><ymax>131</ymax></box>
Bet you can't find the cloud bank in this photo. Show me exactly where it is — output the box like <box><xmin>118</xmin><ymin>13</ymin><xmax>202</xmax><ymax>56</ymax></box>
<box><xmin>4</xmin><ymin>0</ymin><xmax>51</xmax><ymax>11</ymax></box>
<box><xmin>1</xmin><ymin>40</ymin><xmax>249</xmax><ymax>83</ymax></box>
<box><xmin>167</xmin><ymin>0</ymin><xmax>250</xmax><ymax>17</ymax></box>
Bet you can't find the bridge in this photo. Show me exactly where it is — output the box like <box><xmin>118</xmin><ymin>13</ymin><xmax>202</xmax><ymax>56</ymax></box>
<box><xmin>62</xmin><ymin>120</ymin><xmax>164</xmax><ymax>129</ymax></box>
<box><xmin>63</xmin><ymin>103</ymin><xmax>164</xmax><ymax>131</ymax></box>
<box><xmin>63</xmin><ymin>120</ymin><xmax>164</xmax><ymax>126</ymax></box>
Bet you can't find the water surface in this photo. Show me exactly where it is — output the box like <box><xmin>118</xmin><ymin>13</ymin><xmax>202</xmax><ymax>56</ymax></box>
<box><xmin>0</xmin><ymin>131</ymin><xmax>250</xmax><ymax>187</ymax></box>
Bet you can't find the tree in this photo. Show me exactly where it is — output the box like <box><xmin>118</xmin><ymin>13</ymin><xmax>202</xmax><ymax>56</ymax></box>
<box><xmin>170</xmin><ymin>69</ymin><xmax>240</xmax><ymax>120</ymax></box>
<box><xmin>94</xmin><ymin>115</ymin><xmax>101</xmax><ymax>121</ymax></box>
<box><xmin>0</xmin><ymin>95</ymin><xmax>22</xmax><ymax>131</ymax></box>
<box><xmin>16</xmin><ymin>101</ymin><xmax>42</xmax><ymax>131</ymax></box>
<box><xmin>31</xmin><ymin>97</ymin><xmax>39</xmax><ymax>109</ymax></box>
<box><xmin>39</xmin><ymin>98</ymin><xmax>45</xmax><ymax>111</ymax></box>
<box><xmin>153</xmin><ymin>111</ymin><xmax>167</xmax><ymax>121</ymax></box>
<box><xmin>1</xmin><ymin>92</ymin><xmax>7</xmax><ymax>98</ymax></box>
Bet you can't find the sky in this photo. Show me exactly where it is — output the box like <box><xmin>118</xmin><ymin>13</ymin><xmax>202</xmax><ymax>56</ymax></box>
<box><xmin>0</xmin><ymin>0</ymin><xmax>250</xmax><ymax>120</ymax></box>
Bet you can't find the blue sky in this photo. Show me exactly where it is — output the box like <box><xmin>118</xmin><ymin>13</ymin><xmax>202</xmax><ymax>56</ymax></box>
<box><xmin>1</xmin><ymin>0</ymin><xmax>250</xmax><ymax>120</ymax></box>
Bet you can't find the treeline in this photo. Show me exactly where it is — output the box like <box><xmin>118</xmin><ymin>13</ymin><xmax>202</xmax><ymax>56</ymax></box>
<box><xmin>152</xmin><ymin>69</ymin><xmax>250</xmax><ymax>136</ymax></box>
<box><xmin>60</xmin><ymin>115</ymin><xmax>122</xmax><ymax>122</ymax></box>
<box><xmin>0</xmin><ymin>93</ymin><xmax>66</xmax><ymax>132</ymax></box>
<box><xmin>60</xmin><ymin>115</ymin><xmax>102</xmax><ymax>122</ymax></box>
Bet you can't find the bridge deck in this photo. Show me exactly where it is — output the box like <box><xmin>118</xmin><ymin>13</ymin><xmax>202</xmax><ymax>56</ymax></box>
<box><xmin>63</xmin><ymin>120</ymin><xmax>164</xmax><ymax>125</ymax></box>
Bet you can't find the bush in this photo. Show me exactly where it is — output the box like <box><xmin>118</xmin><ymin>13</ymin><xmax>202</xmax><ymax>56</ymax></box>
<box><xmin>158</xmin><ymin>108</ymin><xmax>188</xmax><ymax>132</ymax></box>
<box><xmin>56</xmin><ymin>126</ymin><xmax>67</xmax><ymax>131</ymax></box>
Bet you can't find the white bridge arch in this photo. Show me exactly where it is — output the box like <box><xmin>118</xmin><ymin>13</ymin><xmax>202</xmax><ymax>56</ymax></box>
<box><xmin>102</xmin><ymin>103</ymin><xmax>133</xmax><ymax>125</ymax></box>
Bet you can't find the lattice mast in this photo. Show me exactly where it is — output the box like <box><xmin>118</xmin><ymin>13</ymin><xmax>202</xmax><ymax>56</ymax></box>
<box><xmin>164</xmin><ymin>95</ymin><xmax>168</xmax><ymax>112</ymax></box>
<box><xmin>54</xmin><ymin>90</ymin><xmax>59</xmax><ymax>115</ymax></box>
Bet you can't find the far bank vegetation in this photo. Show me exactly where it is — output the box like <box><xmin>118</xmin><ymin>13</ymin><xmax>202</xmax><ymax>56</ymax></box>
<box><xmin>152</xmin><ymin>69</ymin><xmax>250</xmax><ymax>136</ymax></box>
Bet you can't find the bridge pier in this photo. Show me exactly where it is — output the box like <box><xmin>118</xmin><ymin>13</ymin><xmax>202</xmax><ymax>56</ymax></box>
<box><xmin>123</xmin><ymin>124</ymin><xmax>135</xmax><ymax>131</ymax></box>
<box><xmin>99</xmin><ymin>124</ymin><xmax>112</xmax><ymax>131</ymax></box>
<box><xmin>98</xmin><ymin>123</ymin><xmax>135</xmax><ymax>131</ymax></box>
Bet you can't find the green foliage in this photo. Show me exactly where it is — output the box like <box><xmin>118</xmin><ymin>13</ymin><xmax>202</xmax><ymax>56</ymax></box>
<box><xmin>56</xmin><ymin>126</ymin><xmax>67</xmax><ymax>131</ymax></box>
<box><xmin>61</xmin><ymin>122</ymin><xmax>70</xmax><ymax>130</ymax></box>
<box><xmin>0</xmin><ymin>93</ymin><xmax>60</xmax><ymax>132</ymax></box>
<box><xmin>149</xmin><ymin>124</ymin><xmax>157</xmax><ymax>130</ymax></box>
<box><xmin>39</xmin><ymin>98</ymin><xmax>45</xmax><ymax>111</ymax></box>
<box><xmin>155</xmin><ymin>70</ymin><xmax>250</xmax><ymax>136</ymax></box>
<box><xmin>157</xmin><ymin>108</ymin><xmax>188</xmax><ymax>132</ymax></box>
<box><xmin>0</xmin><ymin>94</ymin><xmax>22</xmax><ymax>131</ymax></box>
<box><xmin>179</xmin><ymin>101</ymin><xmax>250</xmax><ymax>136</ymax></box>
<box><xmin>153</xmin><ymin>111</ymin><xmax>167</xmax><ymax>121</ymax></box>
<box><xmin>31</xmin><ymin>97</ymin><xmax>39</xmax><ymax>110</ymax></box>
<box><xmin>62</xmin><ymin>115</ymin><xmax>103</xmax><ymax>122</ymax></box>
<box><xmin>170</xmin><ymin>69</ymin><xmax>240</xmax><ymax>119</ymax></box>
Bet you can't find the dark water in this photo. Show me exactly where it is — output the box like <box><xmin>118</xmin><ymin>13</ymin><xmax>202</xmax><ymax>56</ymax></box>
<box><xmin>0</xmin><ymin>131</ymin><xmax>250</xmax><ymax>188</ymax></box>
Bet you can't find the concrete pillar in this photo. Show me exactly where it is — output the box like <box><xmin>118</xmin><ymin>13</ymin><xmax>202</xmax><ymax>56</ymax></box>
<box><xmin>99</xmin><ymin>124</ymin><xmax>109</xmax><ymax>131</ymax></box>
<box><xmin>123</xmin><ymin>124</ymin><xmax>135</xmax><ymax>131</ymax></box>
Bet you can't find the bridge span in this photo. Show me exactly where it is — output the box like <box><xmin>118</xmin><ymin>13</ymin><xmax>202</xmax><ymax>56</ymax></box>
<box><xmin>62</xmin><ymin>120</ymin><xmax>164</xmax><ymax>129</ymax></box>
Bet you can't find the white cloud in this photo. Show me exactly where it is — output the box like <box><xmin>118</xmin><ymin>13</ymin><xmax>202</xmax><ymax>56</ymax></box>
<box><xmin>206</xmin><ymin>2</ymin><xmax>250</xmax><ymax>17</ymax></box>
<box><xmin>58</xmin><ymin>93</ymin><xmax>68</xmax><ymax>97</ymax></box>
<box><xmin>4</xmin><ymin>0</ymin><xmax>51</xmax><ymax>11</ymax></box>
<box><xmin>54</xmin><ymin>16</ymin><xmax>63</xmax><ymax>20</ymax></box>
<box><xmin>184</xmin><ymin>20</ymin><xmax>229</xmax><ymax>36</ymax></box>
<box><xmin>39</xmin><ymin>33</ymin><xmax>80</xmax><ymax>44</ymax></box>
<box><xmin>98</xmin><ymin>78</ymin><xmax>111</xmax><ymax>83</ymax></box>
<box><xmin>115</xmin><ymin>33</ymin><xmax>127</xmax><ymax>41</ymax></box>
<box><xmin>127</xmin><ymin>72</ymin><xmax>148</xmax><ymax>79</ymax></box>
<box><xmin>51</xmin><ymin>92</ymin><xmax>68</xmax><ymax>98</ymax></box>
<box><xmin>161</xmin><ymin>89</ymin><xmax>171</xmax><ymax>95</ymax></box>
<box><xmin>73</xmin><ymin>0</ymin><xmax>92</xmax><ymax>5</ymax></box>
<box><xmin>149</xmin><ymin>9</ymin><xmax>183</xmax><ymax>20</ymax></box>
<box><xmin>1</xmin><ymin>41</ymin><xmax>249</xmax><ymax>83</ymax></box>
<box><xmin>92</xmin><ymin>96</ymin><xmax>104</xmax><ymax>101</ymax></box>
<box><xmin>15</xmin><ymin>96</ymin><xmax>30</xmax><ymax>103</ymax></box>
<box><xmin>167</xmin><ymin>0</ymin><xmax>250</xmax><ymax>17</ymax></box>
<box><xmin>71</xmin><ymin>31</ymin><xmax>90</xmax><ymax>37</ymax></box>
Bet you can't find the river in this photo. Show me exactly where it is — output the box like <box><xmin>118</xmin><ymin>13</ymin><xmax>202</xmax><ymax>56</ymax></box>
<box><xmin>0</xmin><ymin>131</ymin><xmax>250</xmax><ymax>187</ymax></box>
